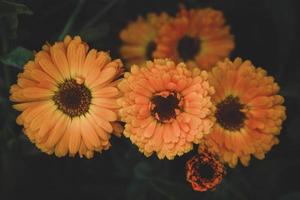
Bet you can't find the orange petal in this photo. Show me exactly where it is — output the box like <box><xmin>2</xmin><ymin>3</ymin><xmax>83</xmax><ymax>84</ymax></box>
<box><xmin>90</xmin><ymin>67</ymin><xmax>117</xmax><ymax>88</ymax></box>
<box><xmin>163</xmin><ymin>123</ymin><xmax>173</xmax><ymax>143</ymax></box>
<box><xmin>45</xmin><ymin>115</ymin><xmax>69</xmax><ymax>149</ymax></box>
<box><xmin>92</xmin><ymin>87</ymin><xmax>119</xmax><ymax>98</ymax></box>
<box><xmin>80</xmin><ymin>119</ymin><xmax>101</xmax><ymax>149</ymax></box>
<box><xmin>39</xmin><ymin>59</ymin><xmax>63</xmax><ymax>83</ymax></box>
<box><xmin>36</xmin><ymin>110</ymin><xmax>60</xmax><ymax>143</ymax></box>
<box><xmin>82</xmin><ymin>49</ymin><xmax>97</xmax><ymax>77</ymax></box>
<box><xmin>68</xmin><ymin>118</ymin><xmax>82</xmax><ymax>154</ymax></box>
<box><xmin>86</xmin><ymin>114</ymin><xmax>110</xmax><ymax>140</ymax></box>
<box><xmin>55</xmin><ymin>126</ymin><xmax>71</xmax><ymax>157</ymax></box>
<box><xmin>92</xmin><ymin>98</ymin><xmax>120</xmax><ymax>109</ymax></box>
<box><xmin>144</xmin><ymin>120</ymin><xmax>156</xmax><ymax>138</ymax></box>
<box><xmin>90</xmin><ymin>105</ymin><xmax>117</xmax><ymax>121</ymax></box>
<box><xmin>51</xmin><ymin>48</ymin><xmax>70</xmax><ymax>79</ymax></box>
<box><xmin>90</xmin><ymin>112</ymin><xmax>113</xmax><ymax>133</ymax></box>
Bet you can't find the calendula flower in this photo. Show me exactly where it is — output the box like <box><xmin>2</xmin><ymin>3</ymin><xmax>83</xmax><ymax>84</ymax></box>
<box><xmin>199</xmin><ymin>58</ymin><xmax>286</xmax><ymax>167</ymax></box>
<box><xmin>10</xmin><ymin>35</ymin><xmax>123</xmax><ymax>158</ymax></box>
<box><xmin>120</xmin><ymin>12</ymin><xmax>170</xmax><ymax>66</ymax></box>
<box><xmin>118</xmin><ymin>59</ymin><xmax>215</xmax><ymax>159</ymax></box>
<box><xmin>154</xmin><ymin>7</ymin><xmax>234</xmax><ymax>70</ymax></box>
<box><xmin>186</xmin><ymin>152</ymin><xmax>226</xmax><ymax>192</ymax></box>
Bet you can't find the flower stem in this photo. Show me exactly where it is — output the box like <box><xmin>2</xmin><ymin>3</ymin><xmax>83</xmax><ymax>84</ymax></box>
<box><xmin>82</xmin><ymin>0</ymin><xmax>119</xmax><ymax>30</ymax></box>
<box><xmin>58</xmin><ymin>0</ymin><xmax>86</xmax><ymax>40</ymax></box>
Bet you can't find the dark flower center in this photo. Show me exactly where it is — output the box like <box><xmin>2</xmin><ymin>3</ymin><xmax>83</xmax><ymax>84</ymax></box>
<box><xmin>53</xmin><ymin>79</ymin><xmax>91</xmax><ymax>117</ymax></box>
<box><xmin>151</xmin><ymin>92</ymin><xmax>181</xmax><ymax>123</ymax></box>
<box><xmin>145</xmin><ymin>41</ymin><xmax>156</xmax><ymax>59</ymax></box>
<box><xmin>215</xmin><ymin>95</ymin><xmax>246</xmax><ymax>131</ymax></box>
<box><xmin>196</xmin><ymin>163</ymin><xmax>215</xmax><ymax>180</ymax></box>
<box><xmin>177</xmin><ymin>36</ymin><xmax>201</xmax><ymax>61</ymax></box>
<box><xmin>186</xmin><ymin>153</ymin><xmax>226</xmax><ymax>192</ymax></box>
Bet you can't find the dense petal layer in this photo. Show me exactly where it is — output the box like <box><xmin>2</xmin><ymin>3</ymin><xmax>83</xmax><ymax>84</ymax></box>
<box><xmin>118</xmin><ymin>59</ymin><xmax>215</xmax><ymax>159</ymax></box>
<box><xmin>199</xmin><ymin>58</ymin><xmax>286</xmax><ymax>167</ymax></box>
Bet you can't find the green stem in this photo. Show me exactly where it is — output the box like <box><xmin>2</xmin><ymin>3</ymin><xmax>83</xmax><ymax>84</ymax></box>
<box><xmin>58</xmin><ymin>0</ymin><xmax>86</xmax><ymax>40</ymax></box>
<box><xmin>82</xmin><ymin>0</ymin><xmax>118</xmax><ymax>29</ymax></box>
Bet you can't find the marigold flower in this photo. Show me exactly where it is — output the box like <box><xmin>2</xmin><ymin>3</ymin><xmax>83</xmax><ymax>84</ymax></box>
<box><xmin>154</xmin><ymin>7</ymin><xmax>234</xmax><ymax>71</ymax></box>
<box><xmin>120</xmin><ymin>12</ymin><xmax>170</xmax><ymax>66</ymax></box>
<box><xmin>118</xmin><ymin>59</ymin><xmax>215</xmax><ymax>159</ymax></box>
<box><xmin>199</xmin><ymin>58</ymin><xmax>286</xmax><ymax>167</ymax></box>
<box><xmin>10</xmin><ymin>35</ymin><xmax>123</xmax><ymax>158</ymax></box>
<box><xmin>186</xmin><ymin>152</ymin><xmax>226</xmax><ymax>192</ymax></box>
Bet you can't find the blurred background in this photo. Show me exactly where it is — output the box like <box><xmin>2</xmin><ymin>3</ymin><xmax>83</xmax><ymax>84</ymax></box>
<box><xmin>0</xmin><ymin>0</ymin><xmax>300</xmax><ymax>199</ymax></box>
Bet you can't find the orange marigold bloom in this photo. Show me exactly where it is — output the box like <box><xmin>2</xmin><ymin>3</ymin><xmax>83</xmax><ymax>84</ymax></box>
<box><xmin>186</xmin><ymin>152</ymin><xmax>226</xmax><ymax>192</ymax></box>
<box><xmin>120</xmin><ymin>12</ymin><xmax>170</xmax><ymax>66</ymax></box>
<box><xmin>118</xmin><ymin>59</ymin><xmax>215</xmax><ymax>159</ymax></box>
<box><xmin>154</xmin><ymin>7</ymin><xmax>234</xmax><ymax>71</ymax></box>
<box><xmin>199</xmin><ymin>58</ymin><xmax>286</xmax><ymax>167</ymax></box>
<box><xmin>10</xmin><ymin>35</ymin><xmax>123</xmax><ymax>158</ymax></box>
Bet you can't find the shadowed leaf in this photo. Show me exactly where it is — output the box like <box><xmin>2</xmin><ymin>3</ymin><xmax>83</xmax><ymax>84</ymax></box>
<box><xmin>0</xmin><ymin>47</ymin><xmax>33</xmax><ymax>69</ymax></box>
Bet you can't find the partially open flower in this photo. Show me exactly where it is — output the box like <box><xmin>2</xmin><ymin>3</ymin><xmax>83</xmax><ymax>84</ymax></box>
<box><xmin>120</xmin><ymin>13</ymin><xmax>170</xmax><ymax>66</ymax></box>
<box><xmin>200</xmin><ymin>58</ymin><xmax>286</xmax><ymax>167</ymax></box>
<box><xmin>186</xmin><ymin>152</ymin><xmax>226</xmax><ymax>192</ymax></box>
<box><xmin>154</xmin><ymin>7</ymin><xmax>234</xmax><ymax>71</ymax></box>
<box><xmin>10</xmin><ymin>36</ymin><xmax>123</xmax><ymax>158</ymax></box>
<box><xmin>118</xmin><ymin>59</ymin><xmax>215</xmax><ymax>159</ymax></box>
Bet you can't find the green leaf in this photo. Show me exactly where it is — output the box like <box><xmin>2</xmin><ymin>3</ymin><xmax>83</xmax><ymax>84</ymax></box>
<box><xmin>0</xmin><ymin>47</ymin><xmax>34</xmax><ymax>69</ymax></box>
<box><xmin>0</xmin><ymin>0</ymin><xmax>33</xmax><ymax>16</ymax></box>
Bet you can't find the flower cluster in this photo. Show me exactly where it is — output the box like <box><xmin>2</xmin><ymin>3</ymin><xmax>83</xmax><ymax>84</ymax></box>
<box><xmin>120</xmin><ymin>6</ymin><xmax>235</xmax><ymax>71</ymax></box>
<box><xmin>9</xmin><ymin>3</ymin><xmax>286</xmax><ymax>194</ymax></box>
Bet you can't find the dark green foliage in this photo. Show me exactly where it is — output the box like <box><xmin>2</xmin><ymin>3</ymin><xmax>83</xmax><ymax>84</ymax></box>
<box><xmin>0</xmin><ymin>46</ymin><xmax>33</xmax><ymax>69</ymax></box>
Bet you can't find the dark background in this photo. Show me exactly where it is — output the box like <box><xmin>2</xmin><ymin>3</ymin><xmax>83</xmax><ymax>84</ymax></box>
<box><xmin>0</xmin><ymin>0</ymin><xmax>300</xmax><ymax>199</ymax></box>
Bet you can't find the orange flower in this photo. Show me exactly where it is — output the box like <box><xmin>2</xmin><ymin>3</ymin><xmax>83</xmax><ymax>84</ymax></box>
<box><xmin>118</xmin><ymin>59</ymin><xmax>215</xmax><ymax>159</ymax></box>
<box><xmin>199</xmin><ymin>58</ymin><xmax>286</xmax><ymax>167</ymax></box>
<box><xmin>186</xmin><ymin>152</ymin><xmax>226</xmax><ymax>192</ymax></box>
<box><xmin>120</xmin><ymin>13</ymin><xmax>170</xmax><ymax>66</ymax></box>
<box><xmin>10</xmin><ymin>36</ymin><xmax>123</xmax><ymax>158</ymax></box>
<box><xmin>154</xmin><ymin>7</ymin><xmax>234</xmax><ymax>71</ymax></box>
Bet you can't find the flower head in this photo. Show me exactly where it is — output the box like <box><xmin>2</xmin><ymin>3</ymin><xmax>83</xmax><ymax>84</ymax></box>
<box><xmin>120</xmin><ymin>13</ymin><xmax>170</xmax><ymax>66</ymax></box>
<box><xmin>10</xmin><ymin>36</ymin><xmax>123</xmax><ymax>158</ymax></box>
<box><xmin>199</xmin><ymin>58</ymin><xmax>286</xmax><ymax>167</ymax></box>
<box><xmin>154</xmin><ymin>7</ymin><xmax>234</xmax><ymax>70</ymax></box>
<box><xmin>186</xmin><ymin>152</ymin><xmax>226</xmax><ymax>192</ymax></box>
<box><xmin>118</xmin><ymin>59</ymin><xmax>215</xmax><ymax>159</ymax></box>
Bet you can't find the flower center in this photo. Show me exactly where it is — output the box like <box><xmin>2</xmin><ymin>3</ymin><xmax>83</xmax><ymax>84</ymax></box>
<box><xmin>196</xmin><ymin>163</ymin><xmax>215</xmax><ymax>180</ymax></box>
<box><xmin>215</xmin><ymin>95</ymin><xmax>246</xmax><ymax>131</ymax></box>
<box><xmin>150</xmin><ymin>91</ymin><xmax>182</xmax><ymax>123</ymax></box>
<box><xmin>145</xmin><ymin>41</ymin><xmax>156</xmax><ymax>60</ymax></box>
<box><xmin>177</xmin><ymin>36</ymin><xmax>201</xmax><ymax>61</ymax></box>
<box><xmin>53</xmin><ymin>79</ymin><xmax>91</xmax><ymax>118</ymax></box>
